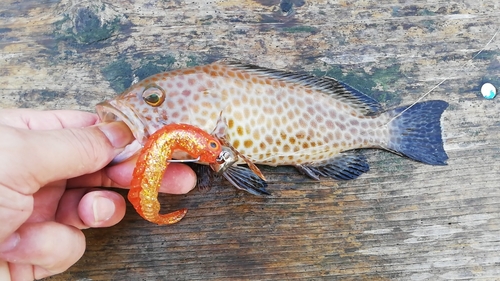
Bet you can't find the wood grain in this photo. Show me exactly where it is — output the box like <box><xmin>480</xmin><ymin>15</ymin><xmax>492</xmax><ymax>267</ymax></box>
<box><xmin>1</xmin><ymin>0</ymin><xmax>500</xmax><ymax>280</ymax></box>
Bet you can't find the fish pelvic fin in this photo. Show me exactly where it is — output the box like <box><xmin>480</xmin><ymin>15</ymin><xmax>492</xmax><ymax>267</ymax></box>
<box><xmin>296</xmin><ymin>153</ymin><xmax>370</xmax><ymax>181</ymax></box>
<box><xmin>384</xmin><ymin>100</ymin><xmax>449</xmax><ymax>165</ymax></box>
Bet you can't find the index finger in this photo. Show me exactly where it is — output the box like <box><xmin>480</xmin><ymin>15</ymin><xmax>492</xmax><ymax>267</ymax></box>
<box><xmin>0</xmin><ymin>109</ymin><xmax>98</xmax><ymax>130</ymax></box>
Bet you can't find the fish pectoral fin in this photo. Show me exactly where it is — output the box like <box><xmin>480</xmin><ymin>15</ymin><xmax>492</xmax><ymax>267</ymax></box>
<box><xmin>296</xmin><ymin>153</ymin><xmax>370</xmax><ymax>181</ymax></box>
<box><xmin>223</xmin><ymin>165</ymin><xmax>270</xmax><ymax>196</ymax></box>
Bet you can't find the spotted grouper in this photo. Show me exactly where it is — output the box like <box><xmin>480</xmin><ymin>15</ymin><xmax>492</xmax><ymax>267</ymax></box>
<box><xmin>96</xmin><ymin>60</ymin><xmax>448</xmax><ymax>194</ymax></box>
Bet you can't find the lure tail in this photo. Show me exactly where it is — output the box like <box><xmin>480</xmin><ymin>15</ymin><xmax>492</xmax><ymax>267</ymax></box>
<box><xmin>384</xmin><ymin>100</ymin><xmax>449</xmax><ymax>165</ymax></box>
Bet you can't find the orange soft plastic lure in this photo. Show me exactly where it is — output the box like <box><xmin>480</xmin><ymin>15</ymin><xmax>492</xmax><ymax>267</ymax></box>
<box><xmin>128</xmin><ymin>123</ymin><xmax>222</xmax><ymax>225</ymax></box>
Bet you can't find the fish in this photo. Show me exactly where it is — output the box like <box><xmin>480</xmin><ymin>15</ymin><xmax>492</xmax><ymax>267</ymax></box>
<box><xmin>96</xmin><ymin>60</ymin><xmax>448</xmax><ymax>194</ymax></box>
<box><xmin>128</xmin><ymin>123</ymin><xmax>222</xmax><ymax>225</ymax></box>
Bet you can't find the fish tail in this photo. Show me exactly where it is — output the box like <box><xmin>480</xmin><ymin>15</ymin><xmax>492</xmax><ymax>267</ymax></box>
<box><xmin>384</xmin><ymin>100</ymin><xmax>449</xmax><ymax>165</ymax></box>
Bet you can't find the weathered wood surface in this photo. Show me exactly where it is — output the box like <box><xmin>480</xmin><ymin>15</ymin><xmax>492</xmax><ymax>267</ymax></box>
<box><xmin>1</xmin><ymin>0</ymin><xmax>500</xmax><ymax>280</ymax></box>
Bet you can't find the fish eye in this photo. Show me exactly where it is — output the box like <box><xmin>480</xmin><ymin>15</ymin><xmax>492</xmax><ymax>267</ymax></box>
<box><xmin>142</xmin><ymin>86</ymin><xmax>165</xmax><ymax>107</ymax></box>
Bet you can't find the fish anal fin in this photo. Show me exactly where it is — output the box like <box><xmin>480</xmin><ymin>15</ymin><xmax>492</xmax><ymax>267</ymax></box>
<box><xmin>296</xmin><ymin>153</ymin><xmax>370</xmax><ymax>181</ymax></box>
<box><xmin>223</xmin><ymin>165</ymin><xmax>270</xmax><ymax>196</ymax></box>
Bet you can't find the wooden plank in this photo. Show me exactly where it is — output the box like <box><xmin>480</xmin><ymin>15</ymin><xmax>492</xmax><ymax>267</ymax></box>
<box><xmin>1</xmin><ymin>0</ymin><xmax>499</xmax><ymax>280</ymax></box>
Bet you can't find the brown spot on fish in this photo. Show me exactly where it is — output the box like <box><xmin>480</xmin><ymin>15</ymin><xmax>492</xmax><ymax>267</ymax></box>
<box><xmin>228</xmin><ymin>119</ymin><xmax>234</xmax><ymax>129</ymax></box>
<box><xmin>237</xmin><ymin>126</ymin><xmax>244</xmax><ymax>136</ymax></box>
<box><xmin>302</xmin><ymin>143</ymin><xmax>309</xmax><ymax>149</ymax></box>
<box><xmin>265</xmin><ymin>135</ymin><xmax>273</xmax><ymax>144</ymax></box>
<box><xmin>210</xmin><ymin>112</ymin><xmax>218</xmax><ymax>120</ymax></box>
<box><xmin>276</xmin><ymin>105</ymin><xmax>283</xmax><ymax>115</ymax></box>
<box><xmin>298</xmin><ymin>116</ymin><xmax>308</xmax><ymax>128</ymax></box>
<box><xmin>260</xmin><ymin>142</ymin><xmax>266</xmax><ymax>149</ymax></box>
<box><xmin>253</xmin><ymin>131</ymin><xmax>260</xmax><ymax>140</ymax></box>
<box><xmin>233</xmin><ymin>140</ymin><xmax>240</xmax><ymax>149</ymax></box>
<box><xmin>227</xmin><ymin>71</ymin><xmax>236</xmax><ymax>78</ymax></box>
<box><xmin>283</xmin><ymin>144</ymin><xmax>290</xmax><ymax>152</ymax></box>
<box><xmin>145</xmin><ymin>115</ymin><xmax>152</xmax><ymax>121</ymax></box>
<box><xmin>241</xmin><ymin>94</ymin><xmax>248</xmax><ymax>104</ymax></box>
<box><xmin>273</xmin><ymin>118</ymin><xmax>281</xmax><ymax>127</ymax></box>
<box><xmin>264</xmin><ymin>106</ymin><xmax>274</xmax><ymax>114</ymax></box>
<box><xmin>234</xmin><ymin>111</ymin><xmax>243</xmax><ymax>121</ymax></box>
<box><xmin>326</xmin><ymin>120</ymin><xmax>335</xmax><ymax>129</ymax></box>
<box><xmin>281</xmin><ymin>116</ymin><xmax>287</xmax><ymax>125</ymax></box>
<box><xmin>244</xmin><ymin>140</ymin><xmax>253</xmax><ymax>148</ymax></box>
<box><xmin>182</xmin><ymin>90</ymin><xmax>191</xmax><ymax>97</ymax></box>
<box><xmin>335</xmin><ymin>130</ymin><xmax>342</xmax><ymax>139</ymax></box>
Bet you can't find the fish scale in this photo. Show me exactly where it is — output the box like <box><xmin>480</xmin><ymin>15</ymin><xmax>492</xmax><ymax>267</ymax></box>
<box><xmin>97</xmin><ymin>60</ymin><xmax>448</xmax><ymax>193</ymax></box>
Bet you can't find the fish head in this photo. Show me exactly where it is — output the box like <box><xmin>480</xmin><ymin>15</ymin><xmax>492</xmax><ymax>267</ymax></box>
<box><xmin>96</xmin><ymin>79</ymin><xmax>174</xmax><ymax>162</ymax></box>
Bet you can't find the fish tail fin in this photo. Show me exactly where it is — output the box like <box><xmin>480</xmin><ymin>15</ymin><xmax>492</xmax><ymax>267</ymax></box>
<box><xmin>384</xmin><ymin>100</ymin><xmax>449</xmax><ymax>165</ymax></box>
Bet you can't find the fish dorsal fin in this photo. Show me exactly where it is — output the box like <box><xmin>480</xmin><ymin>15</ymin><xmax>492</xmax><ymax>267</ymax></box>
<box><xmin>218</xmin><ymin>60</ymin><xmax>382</xmax><ymax>116</ymax></box>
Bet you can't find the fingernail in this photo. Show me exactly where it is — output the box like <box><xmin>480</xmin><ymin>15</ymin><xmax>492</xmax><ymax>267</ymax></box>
<box><xmin>98</xmin><ymin>122</ymin><xmax>133</xmax><ymax>149</ymax></box>
<box><xmin>0</xmin><ymin>233</ymin><xmax>20</xmax><ymax>253</ymax></box>
<box><xmin>93</xmin><ymin>196</ymin><xmax>116</xmax><ymax>224</ymax></box>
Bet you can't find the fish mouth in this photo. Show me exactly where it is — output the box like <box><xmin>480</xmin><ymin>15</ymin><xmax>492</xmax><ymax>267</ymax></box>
<box><xmin>96</xmin><ymin>100</ymin><xmax>149</xmax><ymax>163</ymax></box>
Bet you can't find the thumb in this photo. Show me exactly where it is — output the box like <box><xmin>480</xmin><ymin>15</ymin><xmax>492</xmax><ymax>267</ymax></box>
<box><xmin>6</xmin><ymin>122</ymin><xmax>133</xmax><ymax>194</ymax></box>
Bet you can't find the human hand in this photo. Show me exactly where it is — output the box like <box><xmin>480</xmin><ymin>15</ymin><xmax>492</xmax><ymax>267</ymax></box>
<box><xmin>0</xmin><ymin>109</ymin><xmax>197</xmax><ymax>280</ymax></box>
